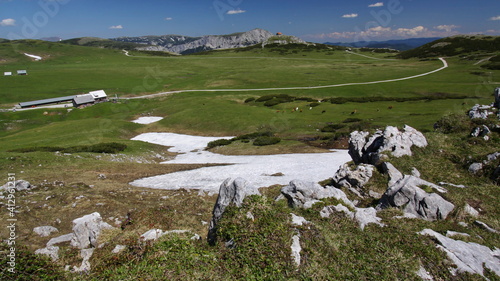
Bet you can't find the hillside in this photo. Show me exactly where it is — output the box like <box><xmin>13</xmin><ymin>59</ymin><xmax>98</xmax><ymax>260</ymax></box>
<box><xmin>60</xmin><ymin>37</ymin><xmax>145</xmax><ymax>50</ymax></box>
<box><xmin>399</xmin><ymin>35</ymin><xmax>500</xmax><ymax>59</ymax></box>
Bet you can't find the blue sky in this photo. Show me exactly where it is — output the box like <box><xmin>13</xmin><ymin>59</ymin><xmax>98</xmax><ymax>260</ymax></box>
<box><xmin>0</xmin><ymin>0</ymin><xmax>499</xmax><ymax>42</ymax></box>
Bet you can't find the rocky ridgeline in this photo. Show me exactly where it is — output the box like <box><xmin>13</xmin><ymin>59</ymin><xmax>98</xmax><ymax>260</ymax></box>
<box><xmin>112</xmin><ymin>28</ymin><xmax>305</xmax><ymax>54</ymax></box>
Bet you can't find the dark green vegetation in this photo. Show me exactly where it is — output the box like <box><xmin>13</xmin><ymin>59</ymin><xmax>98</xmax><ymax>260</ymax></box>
<box><xmin>9</xmin><ymin>142</ymin><xmax>127</xmax><ymax>154</ymax></box>
<box><xmin>207</xmin><ymin>132</ymin><xmax>281</xmax><ymax>149</ymax></box>
<box><xmin>0</xmin><ymin>36</ymin><xmax>499</xmax><ymax>280</ymax></box>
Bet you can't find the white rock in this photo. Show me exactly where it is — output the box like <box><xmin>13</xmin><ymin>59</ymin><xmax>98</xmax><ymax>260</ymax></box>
<box><xmin>291</xmin><ymin>235</ymin><xmax>301</xmax><ymax>267</ymax></box>
<box><xmin>290</xmin><ymin>213</ymin><xmax>309</xmax><ymax>226</ymax></box>
<box><xmin>140</xmin><ymin>229</ymin><xmax>164</xmax><ymax>241</ymax></box>
<box><xmin>47</xmin><ymin>233</ymin><xmax>74</xmax><ymax>246</ymax></box>
<box><xmin>33</xmin><ymin>226</ymin><xmax>58</xmax><ymax>237</ymax></box>
<box><xmin>281</xmin><ymin>180</ymin><xmax>354</xmax><ymax>209</ymax></box>
<box><xmin>73</xmin><ymin>248</ymin><xmax>94</xmax><ymax>272</ymax></box>
<box><xmin>70</xmin><ymin>212</ymin><xmax>114</xmax><ymax>249</ymax></box>
<box><xmin>35</xmin><ymin>246</ymin><xmax>59</xmax><ymax>262</ymax></box>
<box><xmin>446</xmin><ymin>231</ymin><xmax>470</xmax><ymax>238</ymax></box>
<box><xmin>111</xmin><ymin>245</ymin><xmax>126</xmax><ymax>254</ymax></box>
<box><xmin>464</xmin><ymin>203</ymin><xmax>480</xmax><ymax>218</ymax></box>
<box><xmin>419</xmin><ymin>229</ymin><xmax>500</xmax><ymax>277</ymax></box>
<box><xmin>416</xmin><ymin>265</ymin><xmax>434</xmax><ymax>280</ymax></box>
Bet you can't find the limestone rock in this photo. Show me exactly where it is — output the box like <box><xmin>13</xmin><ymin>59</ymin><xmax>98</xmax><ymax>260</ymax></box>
<box><xmin>70</xmin><ymin>212</ymin><xmax>114</xmax><ymax>249</ymax></box>
<box><xmin>419</xmin><ymin>229</ymin><xmax>500</xmax><ymax>277</ymax></box>
<box><xmin>291</xmin><ymin>235</ymin><xmax>302</xmax><ymax>267</ymax></box>
<box><xmin>1</xmin><ymin>180</ymin><xmax>31</xmax><ymax>191</ymax></box>
<box><xmin>468</xmin><ymin>162</ymin><xmax>483</xmax><ymax>174</ymax></box>
<box><xmin>471</xmin><ymin>125</ymin><xmax>491</xmax><ymax>140</ymax></box>
<box><xmin>47</xmin><ymin>233</ymin><xmax>73</xmax><ymax>246</ymax></box>
<box><xmin>416</xmin><ymin>265</ymin><xmax>434</xmax><ymax>280</ymax></box>
<box><xmin>33</xmin><ymin>226</ymin><xmax>58</xmax><ymax>237</ymax></box>
<box><xmin>381</xmin><ymin>162</ymin><xmax>404</xmax><ymax>186</ymax></box>
<box><xmin>140</xmin><ymin>229</ymin><xmax>164</xmax><ymax>241</ymax></box>
<box><xmin>290</xmin><ymin>213</ymin><xmax>309</xmax><ymax>226</ymax></box>
<box><xmin>73</xmin><ymin>248</ymin><xmax>95</xmax><ymax>272</ymax></box>
<box><xmin>112</xmin><ymin>245</ymin><xmax>126</xmax><ymax>254</ymax></box>
<box><xmin>320</xmin><ymin>204</ymin><xmax>384</xmax><ymax>230</ymax></box>
<box><xmin>377</xmin><ymin>176</ymin><xmax>454</xmax><ymax>221</ymax></box>
<box><xmin>281</xmin><ymin>180</ymin><xmax>354</xmax><ymax>209</ymax></box>
<box><xmin>468</xmin><ymin>104</ymin><xmax>493</xmax><ymax>119</ymax></box>
<box><xmin>494</xmin><ymin>87</ymin><xmax>500</xmax><ymax>108</ymax></box>
<box><xmin>464</xmin><ymin>203</ymin><xmax>480</xmax><ymax>217</ymax></box>
<box><xmin>207</xmin><ymin>178</ymin><xmax>260</xmax><ymax>245</ymax></box>
<box><xmin>474</xmin><ymin>220</ymin><xmax>499</xmax><ymax>234</ymax></box>
<box><xmin>332</xmin><ymin>163</ymin><xmax>374</xmax><ymax>189</ymax></box>
<box><xmin>35</xmin><ymin>246</ymin><xmax>59</xmax><ymax>262</ymax></box>
<box><xmin>349</xmin><ymin>125</ymin><xmax>427</xmax><ymax>165</ymax></box>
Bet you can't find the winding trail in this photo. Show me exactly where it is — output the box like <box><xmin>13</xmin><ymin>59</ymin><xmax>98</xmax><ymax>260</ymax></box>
<box><xmin>126</xmin><ymin>57</ymin><xmax>448</xmax><ymax>99</ymax></box>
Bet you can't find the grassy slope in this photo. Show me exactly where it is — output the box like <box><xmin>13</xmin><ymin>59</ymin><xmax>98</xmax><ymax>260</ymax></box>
<box><xmin>0</xmin><ymin>39</ymin><xmax>499</xmax><ymax>280</ymax></box>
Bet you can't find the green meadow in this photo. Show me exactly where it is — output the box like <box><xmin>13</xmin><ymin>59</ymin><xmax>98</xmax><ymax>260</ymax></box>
<box><xmin>0</xmin><ymin>39</ymin><xmax>499</xmax><ymax>280</ymax></box>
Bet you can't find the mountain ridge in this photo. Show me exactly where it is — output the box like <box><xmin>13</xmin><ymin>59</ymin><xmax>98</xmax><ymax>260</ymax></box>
<box><xmin>324</xmin><ymin>37</ymin><xmax>442</xmax><ymax>51</ymax></box>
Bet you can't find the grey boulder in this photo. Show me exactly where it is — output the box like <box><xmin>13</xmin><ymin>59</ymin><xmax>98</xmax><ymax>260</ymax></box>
<box><xmin>377</xmin><ymin>175</ymin><xmax>454</xmax><ymax>221</ymax></box>
<box><xmin>281</xmin><ymin>180</ymin><xmax>354</xmax><ymax>209</ymax></box>
<box><xmin>70</xmin><ymin>212</ymin><xmax>114</xmax><ymax>249</ymax></box>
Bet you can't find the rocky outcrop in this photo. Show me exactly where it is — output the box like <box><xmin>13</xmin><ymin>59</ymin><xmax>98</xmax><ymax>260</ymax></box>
<box><xmin>494</xmin><ymin>87</ymin><xmax>500</xmax><ymax>108</ymax></box>
<box><xmin>114</xmin><ymin>29</ymin><xmax>275</xmax><ymax>55</ymax></box>
<box><xmin>71</xmin><ymin>212</ymin><xmax>114</xmax><ymax>249</ymax></box>
<box><xmin>332</xmin><ymin>163</ymin><xmax>374</xmax><ymax>189</ymax></box>
<box><xmin>419</xmin><ymin>229</ymin><xmax>500</xmax><ymax>278</ymax></box>
<box><xmin>35</xmin><ymin>246</ymin><xmax>59</xmax><ymax>262</ymax></box>
<box><xmin>280</xmin><ymin>180</ymin><xmax>354</xmax><ymax>209</ymax></box>
<box><xmin>471</xmin><ymin>125</ymin><xmax>491</xmax><ymax>140</ymax></box>
<box><xmin>208</xmin><ymin>178</ymin><xmax>260</xmax><ymax>245</ymax></box>
<box><xmin>377</xmin><ymin>175</ymin><xmax>454</xmax><ymax>221</ymax></box>
<box><xmin>468</xmin><ymin>104</ymin><xmax>494</xmax><ymax>119</ymax></box>
<box><xmin>349</xmin><ymin>125</ymin><xmax>427</xmax><ymax>165</ymax></box>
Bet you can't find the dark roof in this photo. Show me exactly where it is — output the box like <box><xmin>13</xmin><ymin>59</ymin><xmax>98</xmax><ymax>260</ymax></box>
<box><xmin>19</xmin><ymin>95</ymin><xmax>76</xmax><ymax>108</ymax></box>
<box><xmin>73</xmin><ymin>94</ymin><xmax>95</xmax><ymax>105</ymax></box>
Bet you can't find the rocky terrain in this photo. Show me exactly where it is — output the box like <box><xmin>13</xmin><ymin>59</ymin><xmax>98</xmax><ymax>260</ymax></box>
<box><xmin>112</xmin><ymin>28</ymin><xmax>305</xmax><ymax>54</ymax></box>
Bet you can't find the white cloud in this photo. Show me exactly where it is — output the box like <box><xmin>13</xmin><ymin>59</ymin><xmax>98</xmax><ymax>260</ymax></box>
<box><xmin>0</xmin><ymin>18</ymin><xmax>15</xmax><ymax>26</ymax></box>
<box><xmin>368</xmin><ymin>2</ymin><xmax>384</xmax><ymax>7</ymax></box>
<box><xmin>342</xmin><ymin>13</ymin><xmax>358</xmax><ymax>18</ymax></box>
<box><xmin>165</xmin><ymin>17</ymin><xmax>173</xmax><ymax>21</ymax></box>
<box><xmin>435</xmin><ymin>24</ymin><xmax>459</xmax><ymax>32</ymax></box>
<box><xmin>227</xmin><ymin>9</ymin><xmax>246</xmax><ymax>15</ymax></box>
<box><xmin>305</xmin><ymin>25</ymin><xmax>464</xmax><ymax>41</ymax></box>
<box><xmin>109</xmin><ymin>25</ymin><xmax>123</xmax><ymax>29</ymax></box>
<box><xmin>490</xmin><ymin>15</ymin><xmax>500</xmax><ymax>21</ymax></box>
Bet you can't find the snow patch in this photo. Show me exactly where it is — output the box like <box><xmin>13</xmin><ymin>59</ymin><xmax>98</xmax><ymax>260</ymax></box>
<box><xmin>130</xmin><ymin>132</ymin><xmax>351</xmax><ymax>192</ymax></box>
<box><xmin>24</xmin><ymin>53</ymin><xmax>42</xmax><ymax>61</ymax></box>
<box><xmin>131</xmin><ymin>116</ymin><xmax>164</xmax><ymax>124</ymax></box>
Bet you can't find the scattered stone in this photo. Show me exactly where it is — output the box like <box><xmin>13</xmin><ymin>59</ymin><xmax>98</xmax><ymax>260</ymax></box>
<box><xmin>1</xmin><ymin>180</ymin><xmax>31</xmax><ymax>191</ymax></box>
<box><xmin>393</xmin><ymin>213</ymin><xmax>419</xmax><ymax>219</ymax></box>
<box><xmin>320</xmin><ymin>204</ymin><xmax>384</xmax><ymax>230</ymax></box>
<box><xmin>419</xmin><ymin>229</ymin><xmax>500</xmax><ymax>277</ymax></box>
<box><xmin>33</xmin><ymin>226</ymin><xmax>58</xmax><ymax>237</ymax></box>
<box><xmin>464</xmin><ymin>203</ymin><xmax>480</xmax><ymax>218</ymax></box>
<box><xmin>349</xmin><ymin>125</ymin><xmax>427</xmax><ymax>165</ymax></box>
<box><xmin>35</xmin><ymin>246</ymin><xmax>59</xmax><ymax>262</ymax></box>
<box><xmin>468</xmin><ymin>104</ymin><xmax>493</xmax><ymax>119</ymax></box>
<box><xmin>191</xmin><ymin>234</ymin><xmax>201</xmax><ymax>240</ymax></box>
<box><xmin>416</xmin><ymin>265</ymin><xmax>434</xmax><ymax>281</ymax></box>
<box><xmin>458</xmin><ymin>222</ymin><xmax>468</xmax><ymax>228</ymax></box>
<box><xmin>368</xmin><ymin>190</ymin><xmax>382</xmax><ymax>199</ymax></box>
<box><xmin>207</xmin><ymin>178</ymin><xmax>260</xmax><ymax>245</ymax></box>
<box><xmin>112</xmin><ymin>245</ymin><xmax>126</xmax><ymax>254</ymax></box>
<box><xmin>474</xmin><ymin>220</ymin><xmax>499</xmax><ymax>234</ymax></box>
<box><xmin>290</xmin><ymin>234</ymin><xmax>301</xmax><ymax>267</ymax></box>
<box><xmin>97</xmin><ymin>174</ymin><xmax>106</xmax><ymax>180</ymax></box>
<box><xmin>290</xmin><ymin>213</ymin><xmax>309</xmax><ymax>226</ymax></box>
<box><xmin>446</xmin><ymin>231</ymin><xmax>470</xmax><ymax>238</ymax></box>
<box><xmin>494</xmin><ymin>88</ymin><xmax>500</xmax><ymax>108</ymax></box>
<box><xmin>470</xmin><ymin>125</ymin><xmax>491</xmax><ymax>140</ymax></box>
<box><xmin>70</xmin><ymin>212</ymin><xmax>114</xmax><ymax>249</ymax></box>
<box><xmin>281</xmin><ymin>180</ymin><xmax>354</xmax><ymax>209</ymax></box>
<box><xmin>332</xmin><ymin>163</ymin><xmax>374</xmax><ymax>189</ymax></box>
<box><xmin>377</xmin><ymin>176</ymin><xmax>454</xmax><ymax>221</ymax></box>
<box><xmin>140</xmin><ymin>229</ymin><xmax>164</xmax><ymax>241</ymax></box>
<box><xmin>47</xmin><ymin>233</ymin><xmax>73</xmax><ymax>247</ymax></box>
<box><xmin>468</xmin><ymin>163</ymin><xmax>483</xmax><ymax>174</ymax></box>
<box><xmin>246</xmin><ymin>211</ymin><xmax>255</xmax><ymax>221</ymax></box>
<box><xmin>486</xmin><ymin>152</ymin><xmax>500</xmax><ymax>163</ymax></box>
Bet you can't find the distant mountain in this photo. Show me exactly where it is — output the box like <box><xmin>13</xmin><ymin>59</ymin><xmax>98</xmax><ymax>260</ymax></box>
<box><xmin>40</xmin><ymin>37</ymin><xmax>62</xmax><ymax>42</ymax></box>
<box><xmin>60</xmin><ymin>37</ymin><xmax>145</xmax><ymax>50</ymax></box>
<box><xmin>111</xmin><ymin>28</ymin><xmax>302</xmax><ymax>55</ymax></box>
<box><xmin>398</xmin><ymin>35</ymin><xmax>500</xmax><ymax>59</ymax></box>
<box><xmin>324</xmin><ymin>38</ymin><xmax>442</xmax><ymax>51</ymax></box>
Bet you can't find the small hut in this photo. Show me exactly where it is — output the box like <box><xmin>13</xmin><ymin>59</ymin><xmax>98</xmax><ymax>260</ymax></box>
<box><xmin>276</xmin><ymin>32</ymin><xmax>283</xmax><ymax>36</ymax></box>
<box><xmin>17</xmin><ymin>70</ymin><xmax>27</xmax><ymax>75</ymax></box>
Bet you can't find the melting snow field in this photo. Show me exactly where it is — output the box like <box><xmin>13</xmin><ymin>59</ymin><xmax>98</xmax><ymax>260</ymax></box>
<box><xmin>24</xmin><ymin>53</ymin><xmax>42</xmax><ymax>61</ymax></box>
<box><xmin>131</xmin><ymin>116</ymin><xmax>164</xmax><ymax>124</ymax></box>
<box><xmin>130</xmin><ymin>132</ymin><xmax>351</xmax><ymax>193</ymax></box>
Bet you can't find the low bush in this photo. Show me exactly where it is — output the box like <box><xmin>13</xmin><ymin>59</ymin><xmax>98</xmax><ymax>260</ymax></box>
<box><xmin>8</xmin><ymin>142</ymin><xmax>127</xmax><ymax>154</ymax></box>
<box><xmin>263</xmin><ymin>99</ymin><xmax>281</xmax><ymax>107</ymax></box>
<box><xmin>253</xmin><ymin>136</ymin><xmax>281</xmax><ymax>146</ymax></box>
<box><xmin>434</xmin><ymin>113</ymin><xmax>471</xmax><ymax>134</ymax></box>
<box><xmin>206</xmin><ymin>139</ymin><xmax>233</xmax><ymax>149</ymax></box>
<box><xmin>321</xmin><ymin>123</ymin><xmax>345</xmax><ymax>132</ymax></box>
<box><xmin>244</xmin><ymin>97</ymin><xmax>255</xmax><ymax>103</ymax></box>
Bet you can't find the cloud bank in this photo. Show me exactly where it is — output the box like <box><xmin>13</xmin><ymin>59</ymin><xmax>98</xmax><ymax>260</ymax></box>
<box><xmin>109</xmin><ymin>25</ymin><xmax>123</xmax><ymax>29</ymax></box>
<box><xmin>342</xmin><ymin>13</ymin><xmax>358</xmax><ymax>18</ymax></box>
<box><xmin>227</xmin><ymin>9</ymin><xmax>246</xmax><ymax>15</ymax></box>
<box><xmin>0</xmin><ymin>18</ymin><xmax>15</xmax><ymax>26</ymax></box>
<box><xmin>368</xmin><ymin>2</ymin><xmax>384</xmax><ymax>7</ymax></box>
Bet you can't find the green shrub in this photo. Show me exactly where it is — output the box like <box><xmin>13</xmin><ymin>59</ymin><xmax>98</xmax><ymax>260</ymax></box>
<box><xmin>321</xmin><ymin>123</ymin><xmax>345</xmax><ymax>132</ymax></box>
<box><xmin>309</xmin><ymin>102</ymin><xmax>320</xmax><ymax>107</ymax></box>
<box><xmin>434</xmin><ymin>113</ymin><xmax>471</xmax><ymax>134</ymax></box>
<box><xmin>263</xmin><ymin>99</ymin><xmax>281</xmax><ymax>107</ymax></box>
<box><xmin>253</xmin><ymin>136</ymin><xmax>281</xmax><ymax>146</ymax></box>
<box><xmin>206</xmin><ymin>139</ymin><xmax>233</xmax><ymax>149</ymax></box>
<box><xmin>343</xmin><ymin>118</ymin><xmax>363</xmax><ymax>123</ymax></box>
<box><xmin>255</xmin><ymin>95</ymin><xmax>276</xmax><ymax>102</ymax></box>
<box><xmin>244</xmin><ymin>97</ymin><xmax>256</xmax><ymax>103</ymax></box>
<box><xmin>8</xmin><ymin>142</ymin><xmax>127</xmax><ymax>154</ymax></box>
